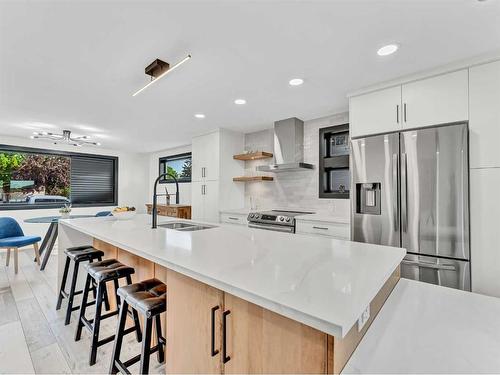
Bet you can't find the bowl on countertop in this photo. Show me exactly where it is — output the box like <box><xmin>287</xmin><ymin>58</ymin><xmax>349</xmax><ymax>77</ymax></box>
<box><xmin>112</xmin><ymin>210</ymin><xmax>137</xmax><ymax>220</ymax></box>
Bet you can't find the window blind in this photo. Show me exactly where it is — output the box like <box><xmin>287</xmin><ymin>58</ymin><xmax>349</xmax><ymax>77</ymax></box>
<box><xmin>70</xmin><ymin>156</ymin><xmax>117</xmax><ymax>205</ymax></box>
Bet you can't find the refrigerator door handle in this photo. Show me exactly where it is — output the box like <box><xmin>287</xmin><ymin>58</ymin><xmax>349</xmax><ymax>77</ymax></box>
<box><xmin>392</xmin><ymin>153</ymin><xmax>399</xmax><ymax>232</ymax></box>
<box><xmin>402</xmin><ymin>259</ymin><xmax>456</xmax><ymax>271</ymax></box>
<box><xmin>401</xmin><ymin>153</ymin><xmax>408</xmax><ymax>232</ymax></box>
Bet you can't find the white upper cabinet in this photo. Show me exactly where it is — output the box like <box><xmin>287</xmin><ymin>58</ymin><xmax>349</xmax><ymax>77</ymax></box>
<box><xmin>191</xmin><ymin>136</ymin><xmax>204</xmax><ymax>182</ymax></box>
<box><xmin>349</xmin><ymin>86</ymin><xmax>402</xmax><ymax>138</ymax></box>
<box><xmin>349</xmin><ymin>69</ymin><xmax>469</xmax><ymax>138</ymax></box>
<box><xmin>191</xmin><ymin>131</ymin><xmax>220</xmax><ymax>182</ymax></box>
<box><xmin>469</xmin><ymin>60</ymin><xmax>500</xmax><ymax>168</ymax></box>
<box><xmin>401</xmin><ymin>69</ymin><xmax>468</xmax><ymax>129</ymax></box>
<box><xmin>191</xmin><ymin>129</ymin><xmax>245</xmax><ymax>222</ymax></box>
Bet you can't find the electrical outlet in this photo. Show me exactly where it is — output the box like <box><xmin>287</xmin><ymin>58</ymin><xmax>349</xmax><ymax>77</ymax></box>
<box><xmin>357</xmin><ymin>305</ymin><xmax>370</xmax><ymax>332</ymax></box>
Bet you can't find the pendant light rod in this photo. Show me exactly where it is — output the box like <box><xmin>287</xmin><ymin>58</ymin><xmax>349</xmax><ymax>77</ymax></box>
<box><xmin>132</xmin><ymin>54</ymin><xmax>192</xmax><ymax>97</ymax></box>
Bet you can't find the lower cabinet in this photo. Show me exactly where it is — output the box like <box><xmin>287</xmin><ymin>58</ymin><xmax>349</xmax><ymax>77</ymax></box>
<box><xmin>219</xmin><ymin>212</ymin><xmax>248</xmax><ymax>225</ymax></box>
<box><xmin>296</xmin><ymin>220</ymin><xmax>350</xmax><ymax>240</ymax></box>
<box><xmin>223</xmin><ymin>293</ymin><xmax>328</xmax><ymax>374</ymax></box>
<box><xmin>165</xmin><ymin>270</ymin><xmax>328</xmax><ymax>374</ymax></box>
<box><xmin>166</xmin><ymin>270</ymin><xmax>224</xmax><ymax>374</ymax></box>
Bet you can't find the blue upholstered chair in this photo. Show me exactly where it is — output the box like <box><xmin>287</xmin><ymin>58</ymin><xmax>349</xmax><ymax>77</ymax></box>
<box><xmin>0</xmin><ymin>217</ymin><xmax>42</xmax><ymax>274</ymax></box>
<box><xmin>95</xmin><ymin>211</ymin><xmax>112</xmax><ymax>217</ymax></box>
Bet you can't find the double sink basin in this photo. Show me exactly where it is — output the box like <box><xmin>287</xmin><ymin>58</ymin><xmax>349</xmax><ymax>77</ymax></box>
<box><xmin>158</xmin><ymin>221</ymin><xmax>216</xmax><ymax>232</ymax></box>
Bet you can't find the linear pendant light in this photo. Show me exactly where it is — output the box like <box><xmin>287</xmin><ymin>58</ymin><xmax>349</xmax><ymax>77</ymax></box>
<box><xmin>132</xmin><ymin>54</ymin><xmax>191</xmax><ymax>97</ymax></box>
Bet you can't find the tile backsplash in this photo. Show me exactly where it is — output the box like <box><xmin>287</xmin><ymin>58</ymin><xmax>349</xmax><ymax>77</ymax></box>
<box><xmin>244</xmin><ymin>112</ymin><xmax>350</xmax><ymax>219</ymax></box>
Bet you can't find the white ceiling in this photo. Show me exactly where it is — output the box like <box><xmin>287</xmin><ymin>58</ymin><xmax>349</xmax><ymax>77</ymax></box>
<box><xmin>1</xmin><ymin>0</ymin><xmax>499</xmax><ymax>153</ymax></box>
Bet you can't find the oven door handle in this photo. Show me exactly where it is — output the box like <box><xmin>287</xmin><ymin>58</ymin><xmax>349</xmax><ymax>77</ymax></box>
<box><xmin>248</xmin><ymin>223</ymin><xmax>294</xmax><ymax>233</ymax></box>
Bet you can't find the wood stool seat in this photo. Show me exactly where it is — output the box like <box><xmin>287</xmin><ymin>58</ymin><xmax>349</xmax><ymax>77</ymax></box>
<box><xmin>110</xmin><ymin>278</ymin><xmax>166</xmax><ymax>375</ymax></box>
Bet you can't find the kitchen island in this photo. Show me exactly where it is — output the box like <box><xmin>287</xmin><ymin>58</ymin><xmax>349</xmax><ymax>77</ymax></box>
<box><xmin>58</xmin><ymin>214</ymin><xmax>405</xmax><ymax>374</ymax></box>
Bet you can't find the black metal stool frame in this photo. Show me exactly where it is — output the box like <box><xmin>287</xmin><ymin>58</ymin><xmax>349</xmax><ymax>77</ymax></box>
<box><xmin>75</xmin><ymin>272</ymin><xmax>143</xmax><ymax>366</ymax></box>
<box><xmin>56</xmin><ymin>246</ymin><xmax>111</xmax><ymax>325</ymax></box>
<box><xmin>109</xmin><ymin>300</ymin><xmax>165</xmax><ymax>375</ymax></box>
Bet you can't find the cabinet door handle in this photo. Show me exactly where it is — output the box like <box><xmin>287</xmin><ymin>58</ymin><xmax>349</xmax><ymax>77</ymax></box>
<box><xmin>210</xmin><ymin>306</ymin><xmax>219</xmax><ymax>357</ymax></box>
<box><xmin>202</xmin><ymin>167</ymin><xmax>205</xmax><ymax>178</ymax></box>
<box><xmin>403</xmin><ymin>103</ymin><xmax>407</xmax><ymax>122</ymax></box>
<box><xmin>312</xmin><ymin>226</ymin><xmax>329</xmax><ymax>230</ymax></box>
<box><xmin>396</xmin><ymin>104</ymin><xmax>399</xmax><ymax>124</ymax></box>
<box><xmin>228</xmin><ymin>217</ymin><xmax>239</xmax><ymax>221</ymax></box>
<box><xmin>222</xmin><ymin>310</ymin><xmax>231</xmax><ymax>363</ymax></box>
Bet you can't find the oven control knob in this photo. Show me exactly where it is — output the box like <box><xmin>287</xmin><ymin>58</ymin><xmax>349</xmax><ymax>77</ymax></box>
<box><xmin>255</xmin><ymin>214</ymin><xmax>260</xmax><ymax>219</ymax></box>
<box><xmin>249</xmin><ymin>214</ymin><xmax>254</xmax><ymax>218</ymax></box>
<box><xmin>280</xmin><ymin>217</ymin><xmax>285</xmax><ymax>222</ymax></box>
<box><xmin>286</xmin><ymin>217</ymin><xmax>291</xmax><ymax>222</ymax></box>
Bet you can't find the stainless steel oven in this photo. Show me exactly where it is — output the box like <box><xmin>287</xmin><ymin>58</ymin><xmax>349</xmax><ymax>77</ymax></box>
<box><xmin>247</xmin><ymin>210</ymin><xmax>314</xmax><ymax>233</ymax></box>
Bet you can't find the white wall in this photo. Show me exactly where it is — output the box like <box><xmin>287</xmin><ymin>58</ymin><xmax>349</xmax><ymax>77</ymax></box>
<box><xmin>147</xmin><ymin>144</ymin><xmax>192</xmax><ymax>206</ymax></box>
<box><xmin>0</xmin><ymin>135</ymin><xmax>149</xmax><ymax>239</ymax></box>
<box><xmin>244</xmin><ymin>112</ymin><xmax>350</xmax><ymax>219</ymax></box>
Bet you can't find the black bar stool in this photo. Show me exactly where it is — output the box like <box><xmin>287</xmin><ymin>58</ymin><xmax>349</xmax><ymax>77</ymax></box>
<box><xmin>75</xmin><ymin>259</ymin><xmax>143</xmax><ymax>366</ymax></box>
<box><xmin>56</xmin><ymin>245</ymin><xmax>110</xmax><ymax>325</ymax></box>
<box><xmin>109</xmin><ymin>278</ymin><xmax>166</xmax><ymax>375</ymax></box>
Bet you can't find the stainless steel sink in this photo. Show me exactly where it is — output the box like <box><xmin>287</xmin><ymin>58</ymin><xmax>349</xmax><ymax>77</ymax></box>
<box><xmin>159</xmin><ymin>222</ymin><xmax>194</xmax><ymax>230</ymax></box>
<box><xmin>178</xmin><ymin>225</ymin><xmax>214</xmax><ymax>231</ymax></box>
<box><xmin>158</xmin><ymin>221</ymin><xmax>216</xmax><ymax>231</ymax></box>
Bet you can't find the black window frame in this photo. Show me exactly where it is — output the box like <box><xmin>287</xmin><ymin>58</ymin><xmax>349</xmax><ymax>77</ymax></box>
<box><xmin>158</xmin><ymin>152</ymin><xmax>192</xmax><ymax>184</ymax></box>
<box><xmin>0</xmin><ymin>144</ymin><xmax>118</xmax><ymax>210</ymax></box>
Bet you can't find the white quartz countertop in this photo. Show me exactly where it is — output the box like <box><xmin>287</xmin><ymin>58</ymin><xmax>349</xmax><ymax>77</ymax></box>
<box><xmin>60</xmin><ymin>214</ymin><xmax>404</xmax><ymax>338</ymax></box>
<box><xmin>343</xmin><ymin>279</ymin><xmax>500</xmax><ymax>373</ymax></box>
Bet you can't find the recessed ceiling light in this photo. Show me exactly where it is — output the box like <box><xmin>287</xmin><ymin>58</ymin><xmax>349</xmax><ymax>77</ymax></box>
<box><xmin>194</xmin><ymin>114</ymin><xmax>205</xmax><ymax>119</ymax></box>
<box><xmin>234</xmin><ymin>99</ymin><xmax>246</xmax><ymax>105</ymax></box>
<box><xmin>377</xmin><ymin>44</ymin><xmax>399</xmax><ymax>56</ymax></box>
<box><xmin>289</xmin><ymin>78</ymin><xmax>304</xmax><ymax>86</ymax></box>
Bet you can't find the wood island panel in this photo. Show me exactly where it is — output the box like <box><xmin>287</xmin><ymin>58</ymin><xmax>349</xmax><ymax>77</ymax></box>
<box><xmin>92</xmin><ymin>238</ymin><xmax>119</xmax><ymax>309</ymax></box>
<box><xmin>224</xmin><ymin>293</ymin><xmax>328</xmax><ymax>374</ymax></box>
<box><xmin>166</xmin><ymin>269</ymin><xmax>224</xmax><ymax>374</ymax></box>
<box><xmin>154</xmin><ymin>264</ymin><xmax>168</xmax><ymax>341</ymax></box>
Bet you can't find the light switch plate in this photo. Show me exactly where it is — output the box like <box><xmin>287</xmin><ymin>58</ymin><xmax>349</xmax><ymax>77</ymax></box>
<box><xmin>357</xmin><ymin>305</ymin><xmax>370</xmax><ymax>332</ymax></box>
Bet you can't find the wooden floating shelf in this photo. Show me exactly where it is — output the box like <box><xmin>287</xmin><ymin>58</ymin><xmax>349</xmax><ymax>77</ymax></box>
<box><xmin>233</xmin><ymin>176</ymin><xmax>274</xmax><ymax>182</ymax></box>
<box><xmin>233</xmin><ymin>151</ymin><xmax>273</xmax><ymax>161</ymax></box>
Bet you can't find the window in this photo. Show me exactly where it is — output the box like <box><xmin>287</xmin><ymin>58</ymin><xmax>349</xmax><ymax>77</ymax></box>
<box><xmin>159</xmin><ymin>152</ymin><xmax>191</xmax><ymax>183</ymax></box>
<box><xmin>0</xmin><ymin>145</ymin><xmax>118</xmax><ymax>210</ymax></box>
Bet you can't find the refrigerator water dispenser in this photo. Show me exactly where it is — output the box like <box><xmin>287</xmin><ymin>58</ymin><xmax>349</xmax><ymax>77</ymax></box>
<box><xmin>356</xmin><ymin>183</ymin><xmax>381</xmax><ymax>215</ymax></box>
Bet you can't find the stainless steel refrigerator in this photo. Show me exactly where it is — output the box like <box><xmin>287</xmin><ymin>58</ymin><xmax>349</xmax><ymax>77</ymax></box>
<box><xmin>351</xmin><ymin>123</ymin><xmax>470</xmax><ymax>290</ymax></box>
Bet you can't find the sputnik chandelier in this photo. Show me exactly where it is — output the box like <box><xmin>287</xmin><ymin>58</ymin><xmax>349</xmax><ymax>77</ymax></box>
<box><xmin>30</xmin><ymin>130</ymin><xmax>100</xmax><ymax>147</ymax></box>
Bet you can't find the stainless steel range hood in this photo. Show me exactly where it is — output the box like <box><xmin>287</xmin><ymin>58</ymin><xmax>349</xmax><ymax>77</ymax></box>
<box><xmin>257</xmin><ymin>117</ymin><xmax>314</xmax><ymax>172</ymax></box>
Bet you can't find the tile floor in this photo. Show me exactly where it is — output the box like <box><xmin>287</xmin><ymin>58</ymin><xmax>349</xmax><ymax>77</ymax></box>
<box><xmin>0</xmin><ymin>247</ymin><xmax>165</xmax><ymax>374</ymax></box>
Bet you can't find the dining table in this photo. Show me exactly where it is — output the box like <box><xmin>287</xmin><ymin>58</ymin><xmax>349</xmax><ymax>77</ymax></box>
<box><xmin>24</xmin><ymin>215</ymin><xmax>95</xmax><ymax>270</ymax></box>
